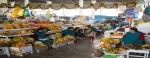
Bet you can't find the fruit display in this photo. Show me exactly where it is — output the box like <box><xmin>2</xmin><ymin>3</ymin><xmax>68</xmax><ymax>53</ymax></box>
<box><xmin>105</xmin><ymin>47</ymin><xmax>126</xmax><ymax>54</ymax></box>
<box><xmin>12</xmin><ymin>42</ymin><xmax>31</xmax><ymax>48</ymax></box>
<box><xmin>26</xmin><ymin>38</ymin><xmax>34</xmax><ymax>42</ymax></box>
<box><xmin>16</xmin><ymin>30</ymin><xmax>33</xmax><ymax>35</ymax></box>
<box><xmin>125</xmin><ymin>44</ymin><xmax>142</xmax><ymax>49</ymax></box>
<box><xmin>105</xmin><ymin>47</ymin><xmax>120</xmax><ymax>54</ymax></box>
<box><xmin>0</xmin><ymin>31</ymin><xmax>12</xmax><ymax>36</ymax></box>
<box><xmin>0</xmin><ymin>39</ymin><xmax>11</xmax><ymax>47</ymax></box>
<box><xmin>100</xmin><ymin>42</ymin><xmax>110</xmax><ymax>48</ymax></box>
<box><xmin>64</xmin><ymin>35</ymin><xmax>74</xmax><ymax>39</ymax></box>
<box><xmin>53</xmin><ymin>38</ymin><xmax>64</xmax><ymax>44</ymax></box>
<box><xmin>12</xmin><ymin>36</ymin><xmax>26</xmax><ymax>43</ymax></box>
<box><xmin>52</xmin><ymin>33</ymin><xmax>62</xmax><ymax>38</ymax></box>
<box><xmin>110</xmin><ymin>32</ymin><xmax>124</xmax><ymax>37</ymax></box>
<box><xmin>34</xmin><ymin>43</ymin><xmax>47</xmax><ymax>49</ymax></box>
<box><xmin>101</xmin><ymin>37</ymin><xmax>120</xmax><ymax>44</ymax></box>
<box><xmin>142</xmin><ymin>44</ymin><xmax>150</xmax><ymax>49</ymax></box>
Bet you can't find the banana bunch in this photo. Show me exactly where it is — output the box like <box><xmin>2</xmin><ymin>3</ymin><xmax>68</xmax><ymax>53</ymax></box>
<box><xmin>12</xmin><ymin>36</ymin><xmax>26</xmax><ymax>43</ymax></box>
<box><xmin>53</xmin><ymin>38</ymin><xmax>63</xmax><ymax>43</ymax></box>
<box><xmin>64</xmin><ymin>35</ymin><xmax>74</xmax><ymax>39</ymax></box>
<box><xmin>142</xmin><ymin>44</ymin><xmax>150</xmax><ymax>49</ymax></box>
<box><xmin>12</xmin><ymin>24</ymin><xmax>21</xmax><ymax>29</ymax></box>
<box><xmin>101</xmin><ymin>37</ymin><xmax>109</xmax><ymax>43</ymax></box>
<box><xmin>55</xmin><ymin>33</ymin><xmax>62</xmax><ymax>38</ymax></box>
<box><xmin>26</xmin><ymin>38</ymin><xmax>34</xmax><ymax>42</ymax></box>
<box><xmin>3</xmin><ymin>25</ymin><xmax>13</xmax><ymax>30</ymax></box>
<box><xmin>35</xmin><ymin>43</ymin><xmax>47</xmax><ymax>48</ymax></box>
<box><xmin>113</xmin><ymin>39</ymin><xmax>120</xmax><ymax>44</ymax></box>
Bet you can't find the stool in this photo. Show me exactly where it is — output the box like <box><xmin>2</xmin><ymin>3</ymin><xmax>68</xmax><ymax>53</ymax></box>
<box><xmin>0</xmin><ymin>47</ymin><xmax>10</xmax><ymax>57</ymax></box>
<box><xmin>127</xmin><ymin>50</ymin><xmax>149</xmax><ymax>58</ymax></box>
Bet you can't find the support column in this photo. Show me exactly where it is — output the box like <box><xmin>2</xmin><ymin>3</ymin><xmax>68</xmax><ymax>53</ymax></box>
<box><xmin>63</xmin><ymin>8</ymin><xmax>65</xmax><ymax>16</ymax></box>
<box><xmin>25</xmin><ymin>0</ymin><xmax>29</xmax><ymax>6</ymax></box>
<box><xmin>92</xmin><ymin>7</ymin><xmax>95</xmax><ymax>20</ymax></box>
<box><xmin>79</xmin><ymin>0</ymin><xmax>83</xmax><ymax>15</ymax></box>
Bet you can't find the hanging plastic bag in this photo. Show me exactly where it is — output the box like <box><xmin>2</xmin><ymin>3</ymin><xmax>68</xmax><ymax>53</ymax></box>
<box><xmin>46</xmin><ymin>11</ymin><xmax>52</xmax><ymax>18</ymax></box>
<box><xmin>11</xmin><ymin>7</ymin><xmax>20</xmax><ymax>18</ymax></box>
<box><xmin>24</xmin><ymin>8</ymin><xmax>30</xmax><ymax>17</ymax></box>
<box><xmin>17</xmin><ymin>9</ymin><xmax>24</xmax><ymax>16</ymax></box>
<box><xmin>144</xmin><ymin>6</ymin><xmax>150</xmax><ymax>16</ymax></box>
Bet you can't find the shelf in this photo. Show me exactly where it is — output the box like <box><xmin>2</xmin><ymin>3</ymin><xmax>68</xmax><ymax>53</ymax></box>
<box><xmin>0</xmin><ymin>33</ymin><xmax>34</xmax><ymax>37</ymax></box>
<box><xmin>0</xmin><ymin>30</ymin><xmax>62</xmax><ymax>37</ymax></box>
<box><xmin>0</xmin><ymin>27</ymin><xmax>39</xmax><ymax>31</ymax></box>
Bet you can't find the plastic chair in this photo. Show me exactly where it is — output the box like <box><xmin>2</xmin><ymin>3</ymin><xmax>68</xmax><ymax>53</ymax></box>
<box><xmin>0</xmin><ymin>47</ymin><xmax>10</xmax><ymax>57</ymax></box>
<box><xmin>126</xmin><ymin>50</ymin><xmax>149</xmax><ymax>58</ymax></box>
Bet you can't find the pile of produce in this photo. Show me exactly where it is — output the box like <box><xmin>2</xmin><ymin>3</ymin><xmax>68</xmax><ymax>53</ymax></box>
<box><xmin>125</xmin><ymin>44</ymin><xmax>150</xmax><ymax>50</ymax></box>
<box><xmin>53</xmin><ymin>35</ymin><xmax>74</xmax><ymax>44</ymax></box>
<box><xmin>12</xmin><ymin>42</ymin><xmax>31</xmax><ymax>48</ymax></box>
<box><xmin>101</xmin><ymin>37</ymin><xmax>120</xmax><ymax>44</ymax></box>
<box><xmin>52</xmin><ymin>33</ymin><xmax>62</xmax><ymax>38</ymax></box>
<box><xmin>0</xmin><ymin>39</ymin><xmax>11</xmax><ymax>46</ymax></box>
<box><xmin>105</xmin><ymin>47</ymin><xmax>126</xmax><ymax>54</ymax></box>
<box><xmin>34</xmin><ymin>43</ymin><xmax>47</xmax><ymax>49</ymax></box>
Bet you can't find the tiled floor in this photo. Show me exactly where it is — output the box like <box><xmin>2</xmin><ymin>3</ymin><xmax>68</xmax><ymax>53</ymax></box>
<box><xmin>0</xmin><ymin>36</ymin><xmax>102</xmax><ymax>58</ymax></box>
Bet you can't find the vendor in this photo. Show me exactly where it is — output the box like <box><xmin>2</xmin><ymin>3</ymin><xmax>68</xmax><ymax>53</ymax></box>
<box><xmin>62</xmin><ymin>27</ymin><xmax>74</xmax><ymax>37</ymax></box>
<box><xmin>122</xmin><ymin>27</ymin><xmax>145</xmax><ymax>45</ymax></box>
<box><xmin>35</xmin><ymin>27</ymin><xmax>52</xmax><ymax>48</ymax></box>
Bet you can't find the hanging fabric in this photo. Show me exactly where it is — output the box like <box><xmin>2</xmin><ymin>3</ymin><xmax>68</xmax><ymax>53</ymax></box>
<box><xmin>46</xmin><ymin>11</ymin><xmax>52</xmax><ymax>18</ymax></box>
<box><xmin>144</xmin><ymin>6</ymin><xmax>150</xmax><ymax>16</ymax></box>
<box><xmin>17</xmin><ymin>9</ymin><xmax>24</xmax><ymax>16</ymax></box>
<box><xmin>124</xmin><ymin>8</ymin><xmax>135</xmax><ymax>17</ymax></box>
<box><xmin>24</xmin><ymin>8</ymin><xmax>30</xmax><ymax>17</ymax></box>
<box><xmin>11</xmin><ymin>7</ymin><xmax>21</xmax><ymax>18</ymax></box>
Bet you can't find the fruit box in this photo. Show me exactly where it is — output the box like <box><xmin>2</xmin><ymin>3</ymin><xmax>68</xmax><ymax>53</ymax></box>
<box><xmin>35</xmin><ymin>46</ymin><xmax>48</xmax><ymax>53</ymax></box>
<box><xmin>59</xmin><ymin>41</ymin><xmax>68</xmax><ymax>46</ymax></box>
<box><xmin>68</xmin><ymin>40</ymin><xmax>74</xmax><ymax>44</ymax></box>
<box><xmin>10</xmin><ymin>46</ymin><xmax>33</xmax><ymax>57</ymax></box>
<box><xmin>52</xmin><ymin>43</ymin><xmax>60</xmax><ymax>48</ymax></box>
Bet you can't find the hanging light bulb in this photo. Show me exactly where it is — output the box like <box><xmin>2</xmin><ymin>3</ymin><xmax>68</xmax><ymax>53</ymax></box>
<box><xmin>46</xmin><ymin>1</ymin><xmax>52</xmax><ymax>4</ymax></box>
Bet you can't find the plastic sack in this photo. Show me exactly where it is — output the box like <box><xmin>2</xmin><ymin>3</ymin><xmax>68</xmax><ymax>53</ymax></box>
<box><xmin>17</xmin><ymin>9</ymin><xmax>24</xmax><ymax>16</ymax></box>
<box><xmin>24</xmin><ymin>8</ymin><xmax>30</xmax><ymax>17</ymax></box>
<box><xmin>11</xmin><ymin>7</ymin><xmax>20</xmax><ymax>18</ymax></box>
<box><xmin>46</xmin><ymin>11</ymin><xmax>52</xmax><ymax>18</ymax></box>
<box><xmin>144</xmin><ymin>6</ymin><xmax>150</xmax><ymax>16</ymax></box>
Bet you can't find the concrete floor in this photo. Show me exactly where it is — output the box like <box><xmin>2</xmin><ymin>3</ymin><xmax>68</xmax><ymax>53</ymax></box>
<box><xmin>0</xmin><ymin>36</ymin><xmax>101</xmax><ymax>58</ymax></box>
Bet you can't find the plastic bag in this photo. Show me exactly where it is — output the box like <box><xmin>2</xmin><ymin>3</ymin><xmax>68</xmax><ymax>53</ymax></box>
<box><xmin>11</xmin><ymin>7</ymin><xmax>20</xmax><ymax>18</ymax></box>
<box><xmin>17</xmin><ymin>9</ymin><xmax>24</xmax><ymax>16</ymax></box>
<box><xmin>46</xmin><ymin>11</ymin><xmax>52</xmax><ymax>18</ymax></box>
<box><xmin>24</xmin><ymin>8</ymin><xmax>30</xmax><ymax>17</ymax></box>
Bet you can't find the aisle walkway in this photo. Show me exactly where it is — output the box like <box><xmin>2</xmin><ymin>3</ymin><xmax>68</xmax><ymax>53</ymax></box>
<box><xmin>0</xmin><ymin>36</ymin><xmax>102</xmax><ymax>58</ymax></box>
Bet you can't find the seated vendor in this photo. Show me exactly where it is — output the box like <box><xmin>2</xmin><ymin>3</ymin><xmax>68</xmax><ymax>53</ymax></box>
<box><xmin>122</xmin><ymin>27</ymin><xmax>145</xmax><ymax>45</ymax></box>
<box><xmin>35</xmin><ymin>27</ymin><xmax>52</xmax><ymax>48</ymax></box>
<box><xmin>62</xmin><ymin>27</ymin><xmax>74</xmax><ymax>37</ymax></box>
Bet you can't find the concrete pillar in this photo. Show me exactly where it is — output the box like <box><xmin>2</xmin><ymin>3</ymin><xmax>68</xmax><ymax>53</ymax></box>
<box><xmin>25</xmin><ymin>0</ymin><xmax>29</xmax><ymax>6</ymax></box>
<box><xmin>79</xmin><ymin>0</ymin><xmax>83</xmax><ymax>16</ymax></box>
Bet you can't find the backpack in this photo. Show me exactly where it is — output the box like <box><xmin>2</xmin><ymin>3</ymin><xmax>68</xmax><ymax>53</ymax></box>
<box><xmin>144</xmin><ymin>6</ymin><xmax>150</xmax><ymax>16</ymax></box>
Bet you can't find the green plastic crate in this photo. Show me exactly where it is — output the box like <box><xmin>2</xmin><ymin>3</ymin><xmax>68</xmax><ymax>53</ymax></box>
<box><xmin>103</xmin><ymin>54</ymin><xmax>117</xmax><ymax>58</ymax></box>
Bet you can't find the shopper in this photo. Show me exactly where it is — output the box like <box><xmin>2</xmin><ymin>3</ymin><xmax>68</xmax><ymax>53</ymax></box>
<box><xmin>98</xmin><ymin>26</ymin><xmax>105</xmax><ymax>35</ymax></box>
<box><xmin>122</xmin><ymin>27</ymin><xmax>145</xmax><ymax>46</ymax></box>
<box><xmin>35</xmin><ymin>27</ymin><xmax>52</xmax><ymax>48</ymax></box>
<box><xmin>74</xmin><ymin>27</ymin><xmax>80</xmax><ymax>38</ymax></box>
<box><xmin>77</xmin><ymin>29</ymin><xmax>84</xmax><ymax>39</ymax></box>
<box><xmin>88</xmin><ymin>31</ymin><xmax>96</xmax><ymax>43</ymax></box>
<box><xmin>62</xmin><ymin>27</ymin><xmax>74</xmax><ymax>37</ymax></box>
